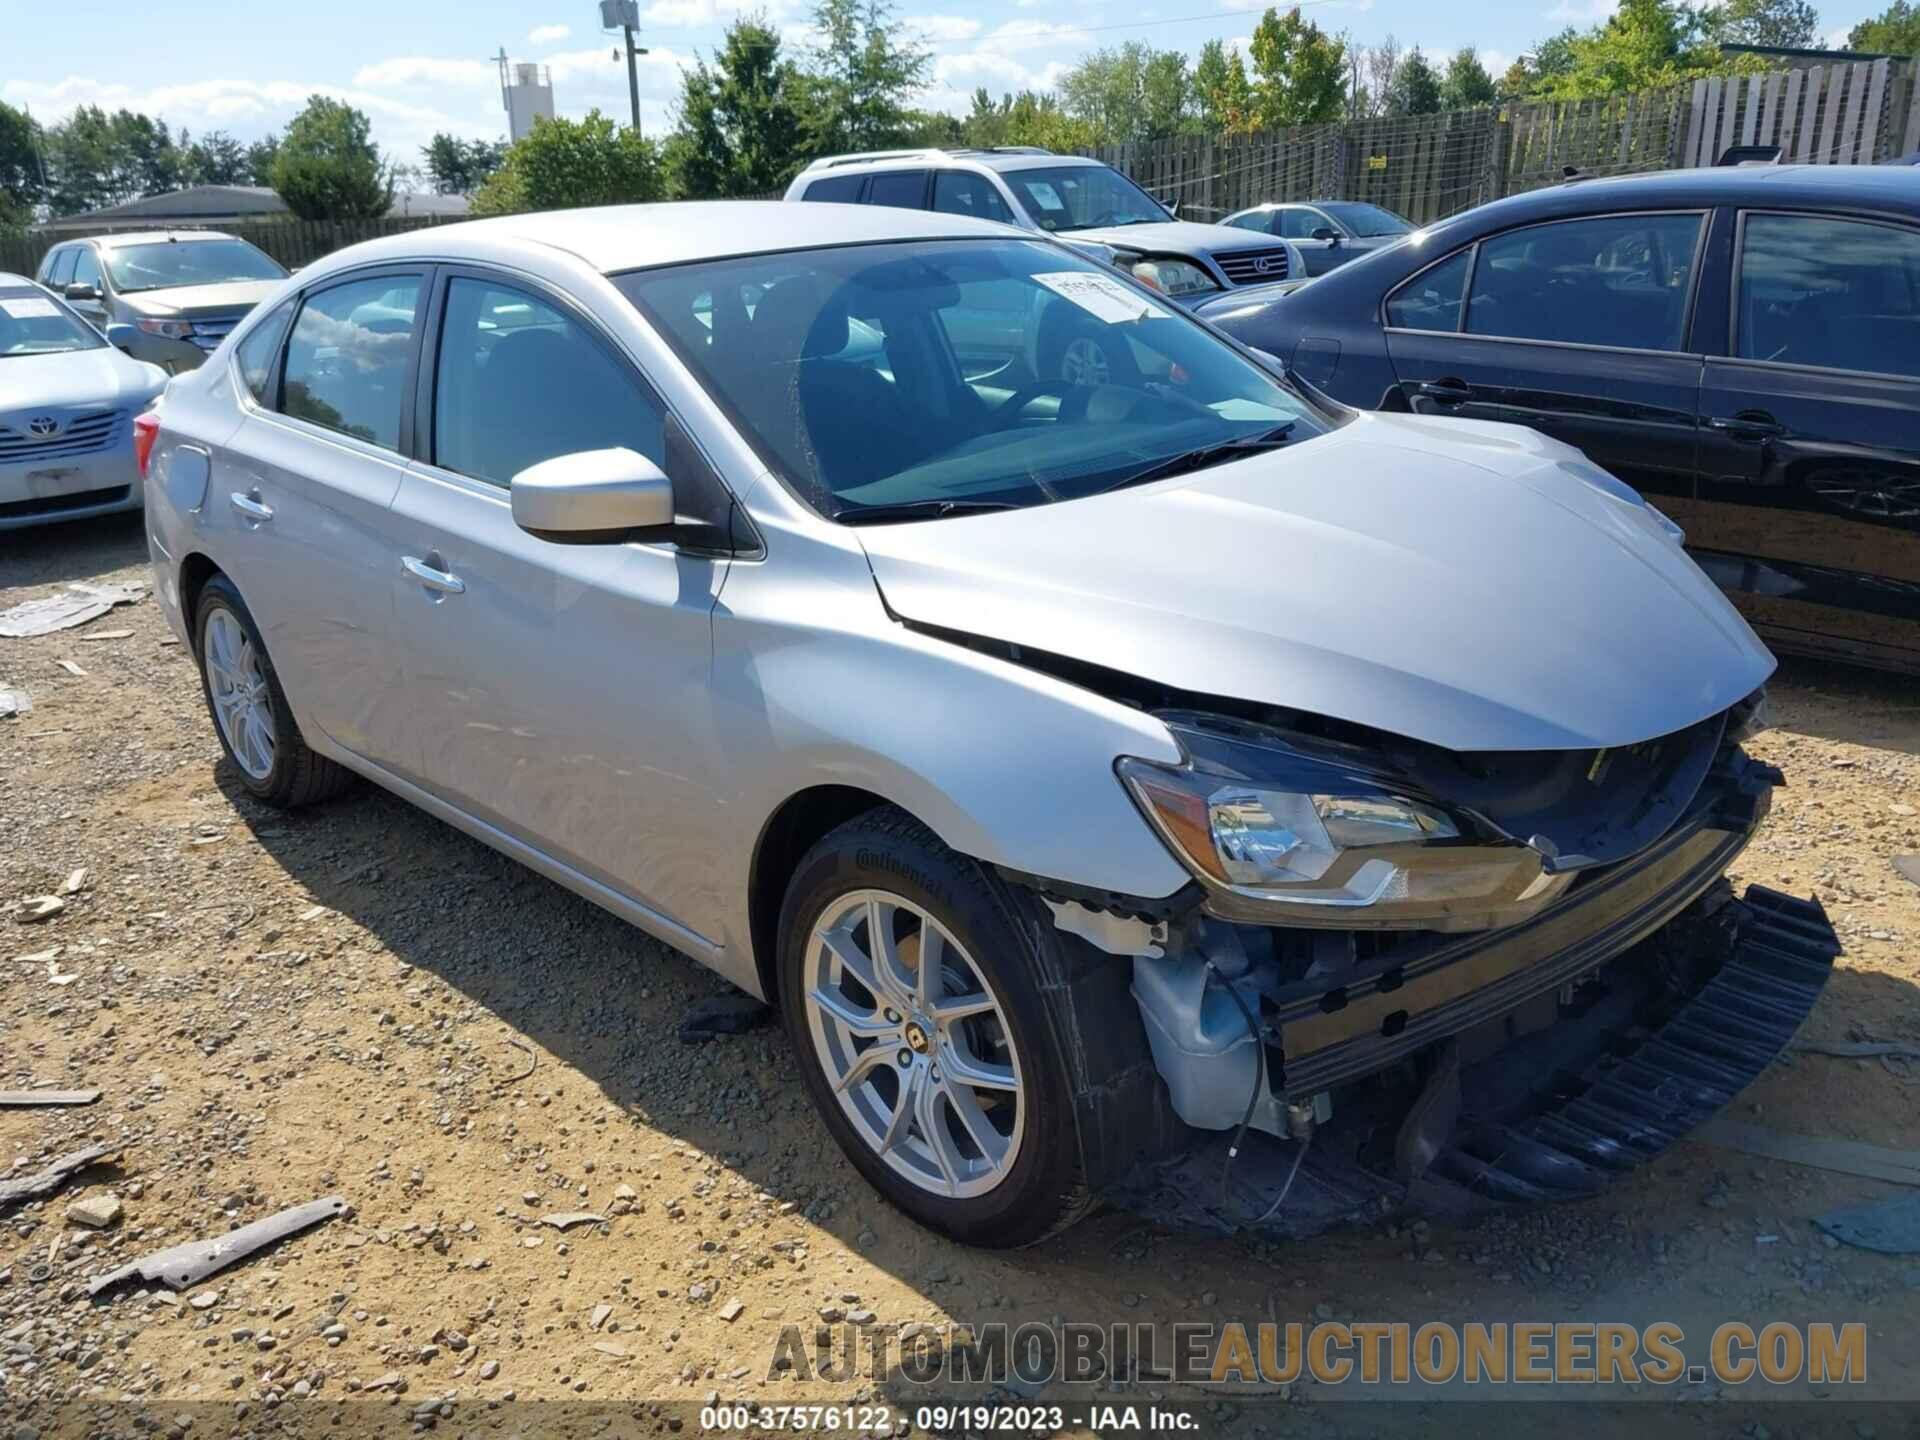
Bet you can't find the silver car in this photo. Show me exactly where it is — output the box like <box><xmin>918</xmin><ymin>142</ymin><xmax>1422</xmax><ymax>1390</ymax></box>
<box><xmin>0</xmin><ymin>273</ymin><xmax>167</xmax><ymax>530</ymax></box>
<box><xmin>142</xmin><ymin>202</ymin><xmax>1836</xmax><ymax>1246</ymax></box>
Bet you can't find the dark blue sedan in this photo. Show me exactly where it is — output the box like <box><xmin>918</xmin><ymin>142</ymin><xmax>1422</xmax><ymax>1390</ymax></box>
<box><xmin>1197</xmin><ymin>165</ymin><xmax>1920</xmax><ymax>676</ymax></box>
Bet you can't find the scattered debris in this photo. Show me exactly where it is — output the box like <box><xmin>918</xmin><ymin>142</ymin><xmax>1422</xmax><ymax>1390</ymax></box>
<box><xmin>677</xmin><ymin>991</ymin><xmax>774</xmax><ymax>1044</ymax></box>
<box><xmin>589</xmin><ymin>1303</ymin><xmax>612</xmax><ymax>1331</ymax></box>
<box><xmin>0</xmin><ymin>685</ymin><xmax>29</xmax><ymax>718</ymax></box>
<box><xmin>63</xmin><ymin>868</ymin><xmax>87</xmax><ymax>895</ymax></box>
<box><xmin>88</xmin><ymin>1195</ymin><xmax>347</xmax><ymax>1295</ymax></box>
<box><xmin>1894</xmin><ymin>856</ymin><xmax>1920</xmax><ymax>889</ymax></box>
<box><xmin>15</xmin><ymin>895</ymin><xmax>66</xmax><ymax>925</ymax></box>
<box><xmin>498</xmin><ymin>1036</ymin><xmax>537</xmax><ymax>1088</ymax></box>
<box><xmin>67</xmin><ymin>1193</ymin><xmax>124</xmax><ymax>1229</ymax></box>
<box><xmin>47</xmin><ymin>956</ymin><xmax>79</xmax><ymax>986</ymax></box>
<box><xmin>78</xmin><ymin>629</ymin><xmax>134</xmax><ymax>642</ymax></box>
<box><xmin>54</xmin><ymin>659</ymin><xmax>87</xmax><ymax>677</ymax></box>
<box><xmin>0</xmin><ymin>1089</ymin><xmax>100</xmax><ymax>1107</ymax></box>
<box><xmin>0</xmin><ymin>1144</ymin><xmax>116</xmax><ymax>1208</ymax></box>
<box><xmin>0</xmin><ymin>581</ymin><xmax>145</xmax><ymax>639</ymax></box>
<box><xmin>1697</xmin><ymin>1119</ymin><xmax>1920</xmax><ymax>1186</ymax></box>
<box><xmin>1794</xmin><ymin>1038</ymin><xmax>1920</xmax><ymax>1078</ymax></box>
<box><xmin>1816</xmin><ymin>1193</ymin><xmax>1920</xmax><ymax>1254</ymax></box>
<box><xmin>539</xmin><ymin>1211</ymin><xmax>605</xmax><ymax>1231</ymax></box>
<box><xmin>719</xmin><ymin>1299</ymin><xmax>744</xmax><ymax>1323</ymax></box>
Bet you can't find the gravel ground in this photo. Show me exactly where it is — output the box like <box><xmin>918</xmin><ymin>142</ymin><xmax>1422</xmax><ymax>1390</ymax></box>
<box><xmin>4</xmin><ymin>512</ymin><xmax>1920</xmax><ymax>1438</ymax></box>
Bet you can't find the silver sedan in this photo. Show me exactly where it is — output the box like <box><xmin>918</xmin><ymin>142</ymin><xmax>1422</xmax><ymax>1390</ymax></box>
<box><xmin>0</xmin><ymin>274</ymin><xmax>166</xmax><ymax>530</ymax></box>
<box><xmin>140</xmin><ymin>202</ymin><xmax>1824</xmax><ymax>1246</ymax></box>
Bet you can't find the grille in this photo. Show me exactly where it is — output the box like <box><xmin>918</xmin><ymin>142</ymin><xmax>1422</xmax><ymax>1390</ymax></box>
<box><xmin>189</xmin><ymin>315</ymin><xmax>242</xmax><ymax>352</ymax></box>
<box><xmin>0</xmin><ymin>485</ymin><xmax>130</xmax><ymax>520</ymax></box>
<box><xmin>0</xmin><ymin>410</ymin><xmax>125</xmax><ymax>463</ymax></box>
<box><xmin>1215</xmin><ymin>247</ymin><xmax>1292</xmax><ymax>286</ymax></box>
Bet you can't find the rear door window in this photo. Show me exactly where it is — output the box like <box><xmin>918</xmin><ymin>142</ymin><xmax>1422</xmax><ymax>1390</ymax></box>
<box><xmin>1736</xmin><ymin>212</ymin><xmax>1920</xmax><ymax>379</ymax></box>
<box><xmin>235</xmin><ymin>302</ymin><xmax>296</xmax><ymax>405</ymax></box>
<box><xmin>802</xmin><ymin>174</ymin><xmax>864</xmax><ymax>203</ymax></box>
<box><xmin>1464</xmin><ymin>213</ymin><xmax>1703</xmax><ymax>352</ymax></box>
<box><xmin>280</xmin><ymin>275</ymin><xmax>422</xmax><ymax>450</ymax></box>
<box><xmin>932</xmin><ymin>171</ymin><xmax>1014</xmax><ymax>225</ymax></box>
<box><xmin>864</xmin><ymin>171</ymin><xmax>930</xmax><ymax>210</ymax></box>
<box><xmin>1277</xmin><ymin>208</ymin><xmax>1324</xmax><ymax>240</ymax></box>
<box><xmin>1385</xmin><ymin>250</ymin><xmax>1471</xmax><ymax>332</ymax></box>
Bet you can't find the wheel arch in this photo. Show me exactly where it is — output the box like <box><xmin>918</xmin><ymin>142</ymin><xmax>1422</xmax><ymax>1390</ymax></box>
<box><xmin>177</xmin><ymin>551</ymin><xmax>223</xmax><ymax>643</ymax></box>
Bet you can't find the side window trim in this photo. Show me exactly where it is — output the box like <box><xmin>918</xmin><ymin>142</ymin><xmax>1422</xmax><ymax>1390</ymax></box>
<box><xmin>229</xmin><ymin>299</ymin><xmax>298</xmax><ymax>412</ymax></box>
<box><xmin>1726</xmin><ymin>207</ymin><xmax>1920</xmax><ymax>381</ymax></box>
<box><xmin>270</xmin><ymin>263</ymin><xmax>434</xmax><ymax>456</ymax></box>
<box><xmin>1437</xmin><ymin>209</ymin><xmax>1711</xmax><ymax>357</ymax></box>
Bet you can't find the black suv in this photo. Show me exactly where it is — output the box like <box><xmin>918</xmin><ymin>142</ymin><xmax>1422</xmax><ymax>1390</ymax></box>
<box><xmin>1200</xmin><ymin>166</ymin><xmax>1920</xmax><ymax>675</ymax></box>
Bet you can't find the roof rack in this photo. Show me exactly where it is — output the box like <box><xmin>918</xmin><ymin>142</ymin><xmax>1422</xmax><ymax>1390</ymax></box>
<box><xmin>803</xmin><ymin>145</ymin><xmax>1056</xmax><ymax>171</ymax></box>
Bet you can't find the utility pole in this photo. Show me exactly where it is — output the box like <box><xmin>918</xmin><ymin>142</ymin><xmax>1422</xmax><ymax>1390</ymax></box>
<box><xmin>601</xmin><ymin>0</ymin><xmax>647</xmax><ymax>135</ymax></box>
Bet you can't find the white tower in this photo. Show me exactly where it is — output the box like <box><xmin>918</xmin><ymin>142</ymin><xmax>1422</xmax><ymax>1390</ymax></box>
<box><xmin>497</xmin><ymin>50</ymin><xmax>555</xmax><ymax>142</ymax></box>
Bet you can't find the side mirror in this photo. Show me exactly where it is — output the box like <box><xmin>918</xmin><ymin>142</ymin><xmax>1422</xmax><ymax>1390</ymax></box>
<box><xmin>104</xmin><ymin>323</ymin><xmax>137</xmax><ymax>354</ymax></box>
<box><xmin>510</xmin><ymin>447</ymin><xmax>674</xmax><ymax>543</ymax></box>
<box><xmin>65</xmin><ymin>282</ymin><xmax>101</xmax><ymax>301</ymax></box>
<box><xmin>1310</xmin><ymin>227</ymin><xmax>1339</xmax><ymax>244</ymax></box>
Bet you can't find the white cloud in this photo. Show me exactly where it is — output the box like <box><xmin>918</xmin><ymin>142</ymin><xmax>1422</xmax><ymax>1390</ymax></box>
<box><xmin>643</xmin><ymin>0</ymin><xmax>797</xmax><ymax>25</ymax></box>
<box><xmin>1013</xmin><ymin>0</ymin><xmax>1048</xmax><ymax>7</ymax></box>
<box><xmin>1548</xmin><ymin>0</ymin><xmax>1617</xmax><ymax>19</ymax></box>
<box><xmin>976</xmin><ymin>19</ymin><xmax>1085</xmax><ymax>54</ymax></box>
<box><xmin>528</xmin><ymin>24</ymin><xmax>572</xmax><ymax>45</ymax></box>
<box><xmin>912</xmin><ymin>14</ymin><xmax>984</xmax><ymax>42</ymax></box>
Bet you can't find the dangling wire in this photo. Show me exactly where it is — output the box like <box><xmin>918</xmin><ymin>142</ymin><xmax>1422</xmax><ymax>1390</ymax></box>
<box><xmin>1206</xmin><ymin>960</ymin><xmax>1312</xmax><ymax>1229</ymax></box>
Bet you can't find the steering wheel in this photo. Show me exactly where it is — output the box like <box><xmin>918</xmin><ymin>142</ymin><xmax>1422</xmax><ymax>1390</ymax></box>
<box><xmin>992</xmin><ymin>382</ymin><xmax>1097</xmax><ymax>423</ymax></box>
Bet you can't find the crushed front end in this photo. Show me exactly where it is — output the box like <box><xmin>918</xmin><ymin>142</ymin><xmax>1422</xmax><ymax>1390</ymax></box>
<box><xmin>1020</xmin><ymin>689</ymin><xmax>1840</xmax><ymax>1236</ymax></box>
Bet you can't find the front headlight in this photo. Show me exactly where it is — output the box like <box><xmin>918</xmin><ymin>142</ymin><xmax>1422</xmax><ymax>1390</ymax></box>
<box><xmin>1118</xmin><ymin>714</ymin><xmax>1570</xmax><ymax>930</ymax></box>
<box><xmin>135</xmin><ymin>317</ymin><xmax>195</xmax><ymax>340</ymax></box>
<box><xmin>1124</xmin><ymin>256</ymin><xmax>1220</xmax><ymax>298</ymax></box>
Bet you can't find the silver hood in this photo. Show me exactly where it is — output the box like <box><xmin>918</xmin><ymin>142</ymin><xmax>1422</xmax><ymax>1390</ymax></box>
<box><xmin>1067</xmin><ymin>219</ymin><xmax>1292</xmax><ymax>259</ymax></box>
<box><xmin>857</xmin><ymin>413</ymin><xmax>1774</xmax><ymax>754</ymax></box>
<box><xmin>0</xmin><ymin>345</ymin><xmax>167</xmax><ymax>419</ymax></box>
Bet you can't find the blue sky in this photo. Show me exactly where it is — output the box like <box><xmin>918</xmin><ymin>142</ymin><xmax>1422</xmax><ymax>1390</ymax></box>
<box><xmin>1</xmin><ymin>0</ymin><xmax>1882</xmax><ymax>172</ymax></box>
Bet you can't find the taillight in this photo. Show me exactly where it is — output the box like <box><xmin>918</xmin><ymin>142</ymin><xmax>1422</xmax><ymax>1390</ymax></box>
<box><xmin>133</xmin><ymin>412</ymin><xmax>160</xmax><ymax>478</ymax></box>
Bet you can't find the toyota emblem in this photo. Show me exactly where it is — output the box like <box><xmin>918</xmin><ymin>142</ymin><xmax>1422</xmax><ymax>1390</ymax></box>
<box><xmin>27</xmin><ymin>415</ymin><xmax>60</xmax><ymax>438</ymax></box>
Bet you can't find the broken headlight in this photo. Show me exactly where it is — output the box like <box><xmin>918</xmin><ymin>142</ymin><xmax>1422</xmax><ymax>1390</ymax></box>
<box><xmin>1118</xmin><ymin>714</ymin><xmax>1571</xmax><ymax>931</ymax></box>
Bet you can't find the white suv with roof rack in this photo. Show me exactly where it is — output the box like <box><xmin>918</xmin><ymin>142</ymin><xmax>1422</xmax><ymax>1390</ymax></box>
<box><xmin>785</xmin><ymin>148</ymin><xmax>1304</xmax><ymax>312</ymax></box>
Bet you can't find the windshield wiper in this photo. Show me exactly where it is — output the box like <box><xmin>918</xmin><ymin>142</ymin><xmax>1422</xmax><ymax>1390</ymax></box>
<box><xmin>836</xmin><ymin>498</ymin><xmax>1021</xmax><ymax>526</ymax></box>
<box><xmin>1092</xmin><ymin>422</ymin><xmax>1299</xmax><ymax>496</ymax></box>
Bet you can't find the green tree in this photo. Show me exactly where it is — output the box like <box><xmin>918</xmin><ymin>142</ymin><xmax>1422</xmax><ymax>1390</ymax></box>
<box><xmin>1247</xmin><ymin>6</ymin><xmax>1348</xmax><ymax>129</ymax></box>
<box><xmin>667</xmin><ymin>17</ymin><xmax>809</xmax><ymax>198</ymax></box>
<box><xmin>1060</xmin><ymin>43</ymin><xmax>1196</xmax><ymax>143</ymax></box>
<box><xmin>269</xmin><ymin>96</ymin><xmax>391</xmax><ymax>219</ymax></box>
<box><xmin>1384</xmin><ymin>47</ymin><xmax>1443</xmax><ymax>114</ymax></box>
<box><xmin>182</xmin><ymin>130</ymin><xmax>250</xmax><ymax>186</ymax></box>
<box><xmin>1706</xmin><ymin>0</ymin><xmax>1820</xmax><ymax>47</ymax></box>
<box><xmin>245</xmin><ymin>134</ymin><xmax>281</xmax><ymax>187</ymax></box>
<box><xmin>1442</xmin><ymin>48</ymin><xmax>1499</xmax><ymax>108</ymax></box>
<box><xmin>801</xmin><ymin>0</ymin><xmax>932</xmax><ymax>153</ymax></box>
<box><xmin>958</xmin><ymin>89</ymin><xmax>1098</xmax><ymax>150</ymax></box>
<box><xmin>1525</xmin><ymin>0</ymin><xmax>1720</xmax><ymax>100</ymax></box>
<box><xmin>422</xmin><ymin>133</ymin><xmax>507</xmax><ymax>195</ymax></box>
<box><xmin>471</xmin><ymin>110</ymin><xmax>662</xmax><ymax>217</ymax></box>
<box><xmin>0</xmin><ymin>101</ymin><xmax>45</xmax><ymax>215</ymax></box>
<box><xmin>41</xmin><ymin>107</ymin><xmax>183</xmax><ymax>215</ymax></box>
<box><xmin>1850</xmin><ymin>0</ymin><xmax>1920</xmax><ymax>49</ymax></box>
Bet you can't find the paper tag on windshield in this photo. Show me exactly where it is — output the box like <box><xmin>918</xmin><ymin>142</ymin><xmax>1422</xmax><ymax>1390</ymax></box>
<box><xmin>1034</xmin><ymin>271</ymin><xmax>1171</xmax><ymax>326</ymax></box>
<box><xmin>0</xmin><ymin>297</ymin><xmax>60</xmax><ymax>320</ymax></box>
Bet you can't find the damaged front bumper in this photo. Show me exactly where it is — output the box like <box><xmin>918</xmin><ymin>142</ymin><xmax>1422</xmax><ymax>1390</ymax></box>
<box><xmin>1031</xmin><ymin>738</ymin><xmax>1840</xmax><ymax>1233</ymax></box>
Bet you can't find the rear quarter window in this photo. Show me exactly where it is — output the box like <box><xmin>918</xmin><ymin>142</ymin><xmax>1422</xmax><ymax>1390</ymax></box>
<box><xmin>803</xmin><ymin>175</ymin><xmax>864</xmax><ymax>203</ymax></box>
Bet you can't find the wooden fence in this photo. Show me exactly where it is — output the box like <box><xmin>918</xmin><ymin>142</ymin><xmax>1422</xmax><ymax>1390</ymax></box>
<box><xmin>1088</xmin><ymin>56</ymin><xmax>1920</xmax><ymax>226</ymax></box>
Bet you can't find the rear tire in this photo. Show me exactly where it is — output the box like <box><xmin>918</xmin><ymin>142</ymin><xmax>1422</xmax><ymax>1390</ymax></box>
<box><xmin>193</xmin><ymin>574</ymin><xmax>352</xmax><ymax>808</ymax></box>
<box><xmin>777</xmin><ymin>808</ymin><xmax>1097</xmax><ymax>1247</ymax></box>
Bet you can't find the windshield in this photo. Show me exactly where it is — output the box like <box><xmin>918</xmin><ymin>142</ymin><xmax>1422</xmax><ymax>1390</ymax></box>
<box><xmin>1000</xmin><ymin>166</ymin><xmax>1168</xmax><ymax>233</ymax></box>
<box><xmin>618</xmin><ymin>238</ymin><xmax>1333</xmax><ymax>521</ymax></box>
<box><xmin>103</xmin><ymin>239</ymin><xmax>287</xmax><ymax>294</ymax></box>
<box><xmin>1320</xmin><ymin>203</ymin><xmax>1412</xmax><ymax>238</ymax></box>
<box><xmin>0</xmin><ymin>289</ymin><xmax>104</xmax><ymax>358</ymax></box>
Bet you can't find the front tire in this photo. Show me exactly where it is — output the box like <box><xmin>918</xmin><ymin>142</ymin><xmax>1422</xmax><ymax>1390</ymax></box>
<box><xmin>777</xmin><ymin>809</ymin><xmax>1096</xmax><ymax>1247</ymax></box>
<box><xmin>193</xmin><ymin>574</ymin><xmax>352</xmax><ymax>808</ymax></box>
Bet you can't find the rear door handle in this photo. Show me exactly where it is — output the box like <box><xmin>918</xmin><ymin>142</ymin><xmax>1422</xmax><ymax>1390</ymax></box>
<box><xmin>402</xmin><ymin>555</ymin><xmax>465</xmax><ymax>595</ymax></box>
<box><xmin>1707</xmin><ymin>413</ymin><xmax>1784</xmax><ymax>440</ymax></box>
<box><xmin>229</xmin><ymin>490</ymin><xmax>273</xmax><ymax>523</ymax></box>
<box><xmin>1415</xmin><ymin>379</ymin><xmax>1473</xmax><ymax>405</ymax></box>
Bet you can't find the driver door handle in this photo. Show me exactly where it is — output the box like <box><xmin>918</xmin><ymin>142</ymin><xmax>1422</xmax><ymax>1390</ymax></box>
<box><xmin>1707</xmin><ymin>413</ymin><xmax>1784</xmax><ymax>440</ymax></box>
<box><xmin>229</xmin><ymin>490</ymin><xmax>273</xmax><ymax>523</ymax></box>
<box><xmin>402</xmin><ymin>555</ymin><xmax>465</xmax><ymax>595</ymax></box>
<box><xmin>1416</xmin><ymin>378</ymin><xmax>1473</xmax><ymax>405</ymax></box>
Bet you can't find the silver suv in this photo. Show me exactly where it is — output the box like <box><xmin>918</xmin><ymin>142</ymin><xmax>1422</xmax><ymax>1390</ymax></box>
<box><xmin>141</xmin><ymin>201</ymin><xmax>1833</xmax><ymax>1247</ymax></box>
<box><xmin>786</xmin><ymin>149</ymin><xmax>1305</xmax><ymax>377</ymax></box>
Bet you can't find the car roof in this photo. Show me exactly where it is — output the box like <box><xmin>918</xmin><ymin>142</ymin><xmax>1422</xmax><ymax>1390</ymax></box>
<box><xmin>297</xmin><ymin>200</ymin><xmax>1020</xmax><ymax>277</ymax></box>
<box><xmin>798</xmin><ymin>148</ymin><xmax>1104</xmax><ymax>176</ymax></box>
<box><xmin>0</xmin><ymin>271</ymin><xmax>37</xmax><ymax>289</ymax></box>
<box><xmin>75</xmin><ymin>230</ymin><xmax>245</xmax><ymax>249</ymax></box>
<box><xmin>1446</xmin><ymin>163</ymin><xmax>1920</xmax><ymax>230</ymax></box>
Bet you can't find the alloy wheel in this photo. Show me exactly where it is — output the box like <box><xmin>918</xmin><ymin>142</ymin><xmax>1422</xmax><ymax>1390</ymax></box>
<box><xmin>204</xmin><ymin>608</ymin><xmax>276</xmax><ymax>781</ymax></box>
<box><xmin>803</xmin><ymin>889</ymin><xmax>1025</xmax><ymax>1199</ymax></box>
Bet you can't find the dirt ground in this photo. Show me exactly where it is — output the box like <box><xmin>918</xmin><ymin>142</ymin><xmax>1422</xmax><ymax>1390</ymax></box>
<box><xmin>4</xmin><ymin>512</ymin><xmax>1920</xmax><ymax>1438</ymax></box>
